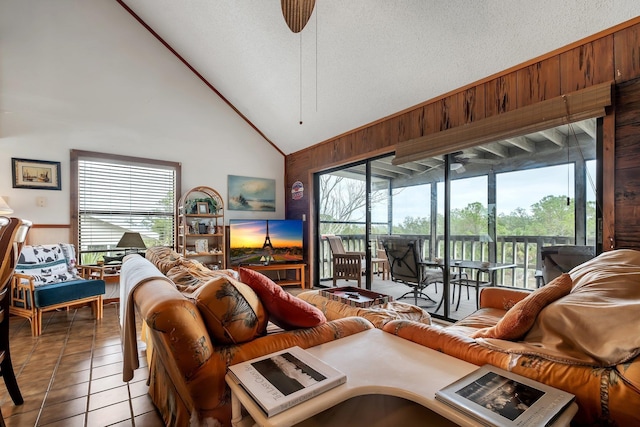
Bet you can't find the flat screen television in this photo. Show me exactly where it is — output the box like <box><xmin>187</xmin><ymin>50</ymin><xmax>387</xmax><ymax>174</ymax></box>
<box><xmin>229</xmin><ymin>219</ymin><xmax>304</xmax><ymax>266</ymax></box>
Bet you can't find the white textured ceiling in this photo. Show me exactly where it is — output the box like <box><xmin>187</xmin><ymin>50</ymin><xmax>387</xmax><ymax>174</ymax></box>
<box><xmin>123</xmin><ymin>1</ymin><xmax>640</xmax><ymax>155</ymax></box>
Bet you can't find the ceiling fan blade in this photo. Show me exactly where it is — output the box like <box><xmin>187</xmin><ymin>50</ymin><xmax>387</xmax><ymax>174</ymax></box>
<box><xmin>281</xmin><ymin>0</ymin><xmax>316</xmax><ymax>33</ymax></box>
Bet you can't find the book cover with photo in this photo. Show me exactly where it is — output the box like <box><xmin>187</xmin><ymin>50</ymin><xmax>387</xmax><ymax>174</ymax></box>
<box><xmin>436</xmin><ymin>365</ymin><xmax>574</xmax><ymax>427</ymax></box>
<box><xmin>227</xmin><ymin>346</ymin><xmax>346</xmax><ymax>417</ymax></box>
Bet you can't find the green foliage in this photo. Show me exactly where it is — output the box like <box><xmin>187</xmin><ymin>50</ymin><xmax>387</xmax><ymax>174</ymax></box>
<box><xmin>450</xmin><ymin>202</ymin><xmax>488</xmax><ymax>235</ymax></box>
<box><xmin>392</xmin><ymin>216</ymin><xmax>431</xmax><ymax>234</ymax></box>
<box><xmin>388</xmin><ymin>195</ymin><xmax>591</xmax><ymax>238</ymax></box>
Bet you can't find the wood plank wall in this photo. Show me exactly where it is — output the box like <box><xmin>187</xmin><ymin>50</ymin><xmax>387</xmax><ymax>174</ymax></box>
<box><xmin>285</xmin><ymin>20</ymin><xmax>640</xmax><ymax>282</ymax></box>
<box><xmin>614</xmin><ymin>77</ymin><xmax>640</xmax><ymax>249</ymax></box>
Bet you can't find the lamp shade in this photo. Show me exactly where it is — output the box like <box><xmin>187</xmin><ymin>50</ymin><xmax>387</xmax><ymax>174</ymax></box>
<box><xmin>116</xmin><ymin>232</ymin><xmax>146</xmax><ymax>249</ymax></box>
<box><xmin>0</xmin><ymin>197</ymin><xmax>13</xmax><ymax>215</ymax></box>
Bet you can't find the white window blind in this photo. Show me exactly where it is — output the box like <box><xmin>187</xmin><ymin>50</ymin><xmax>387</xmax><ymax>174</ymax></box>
<box><xmin>77</xmin><ymin>156</ymin><xmax>177</xmax><ymax>263</ymax></box>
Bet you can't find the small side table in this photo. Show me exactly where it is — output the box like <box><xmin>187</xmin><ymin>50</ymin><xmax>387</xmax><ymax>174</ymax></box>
<box><xmin>78</xmin><ymin>264</ymin><xmax>122</xmax><ymax>303</ymax></box>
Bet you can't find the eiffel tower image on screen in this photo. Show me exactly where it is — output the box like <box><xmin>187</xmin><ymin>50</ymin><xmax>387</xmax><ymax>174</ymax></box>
<box><xmin>262</xmin><ymin>220</ymin><xmax>274</xmax><ymax>251</ymax></box>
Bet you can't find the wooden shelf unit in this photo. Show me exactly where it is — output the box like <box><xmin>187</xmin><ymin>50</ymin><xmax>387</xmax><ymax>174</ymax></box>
<box><xmin>240</xmin><ymin>263</ymin><xmax>306</xmax><ymax>289</ymax></box>
<box><xmin>176</xmin><ymin>186</ymin><xmax>226</xmax><ymax>269</ymax></box>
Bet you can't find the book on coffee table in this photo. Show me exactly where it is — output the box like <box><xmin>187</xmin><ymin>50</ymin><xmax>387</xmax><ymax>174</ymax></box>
<box><xmin>436</xmin><ymin>365</ymin><xmax>574</xmax><ymax>427</ymax></box>
<box><xmin>227</xmin><ymin>346</ymin><xmax>346</xmax><ymax>417</ymax></box>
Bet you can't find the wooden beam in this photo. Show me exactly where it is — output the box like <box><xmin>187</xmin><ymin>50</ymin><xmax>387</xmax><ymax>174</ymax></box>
<box><xmin>540</xmin><ymin>128</ymin><xmax>567</xmax><ymax>147</ymax></box>
<box><xmin>575</xmin><ymin>118</ymin><xmax>597</xmax><ymax>139</ymax></box>
<box><xmin>505</xmin><ymin>136</ymin><xmax>535</xmax><ymax>153</ymax></box>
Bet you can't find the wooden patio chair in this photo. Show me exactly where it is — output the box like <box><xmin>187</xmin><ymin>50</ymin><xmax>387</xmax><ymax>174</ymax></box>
<box><xmin>326</xmin><ymin>235</ymin><xmax>365</xmax><ymax>287</ymax></box>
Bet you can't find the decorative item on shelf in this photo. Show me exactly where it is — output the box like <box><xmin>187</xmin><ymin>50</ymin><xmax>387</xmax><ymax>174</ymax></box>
<box><xmin>198</xmin><ymin>223</ymin><xmax>208</xmax><ymax>234</ymax></box>
<box><xmin>116</xmin><ymin>232</ymin><xmax>147</xmax><ymax>255</ymax></box>
<box><xmin>208</xmin><ymin>219</ymin><xmax>216</xmax><ymax>234</ymax></box>
<box><xmin>185</xmin><ymin>197</ymin><xmax>219</xmax><ymax>214</ymax></box>
<box><xmin>195</xmin><ymin>239</ymin><xmax>208</xmax><ymax>254</ymax></box>
<box><xmin>191</xmin><ymin>220</ymin><xmax>199</xmax><ymax>234</ymax></box>
<box><xmin>0</xmin><ymin>196</ymin><xmax>13</xmax><ymax>215</ymax></box>
<box><xmin>197</xmin><ymin>202</ymin><xmax>209</xmax><ymax>214</ymax></box>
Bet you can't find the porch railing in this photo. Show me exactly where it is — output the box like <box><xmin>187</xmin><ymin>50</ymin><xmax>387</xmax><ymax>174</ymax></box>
<box><xmin>319</xmin><ymin>234</ymin><xmax>575</xmax><ymax>289</ymax></box>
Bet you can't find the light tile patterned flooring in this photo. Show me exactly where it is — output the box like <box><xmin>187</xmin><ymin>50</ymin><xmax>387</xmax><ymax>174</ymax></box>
<box><xmin>0</xmin><ymin>303</ymin><xmax>163</xmax><ymax>427</ymax></box>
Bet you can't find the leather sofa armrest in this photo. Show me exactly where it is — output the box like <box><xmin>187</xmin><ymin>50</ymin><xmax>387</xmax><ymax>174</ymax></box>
<box><xmin>231</xmin><ymin>316</ymin><xmax>374</xmax><ymax>363</ymax></box>
<box><xmin>382</xmin><ymin>319</ymin><xmax>509</xmax><ymax>367</ymax></box>
<box><xmin>617</xmin><ymin>357</ymin><xmax>640</xmax><ymax>394</ymax></box>
<box><xmin>134</xmin><ymin>279</ymin><xmax>214</xmax><ymax>380</ymax></box>
<box><xmin>478</xmin><ymin>287</ymin><xmax>531</xmax><ymax>310</ymax></box>
<box><xmin>184</xmin><ymin>316</ymin><xmax>374</xmax><ymax>424</ymax></box>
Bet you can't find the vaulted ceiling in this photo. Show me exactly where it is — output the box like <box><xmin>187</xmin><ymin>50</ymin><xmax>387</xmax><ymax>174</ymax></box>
<box><xmin>121</xmin><ymin>1</ymin><xmax>640</xmax><ymax>155</ymax></box>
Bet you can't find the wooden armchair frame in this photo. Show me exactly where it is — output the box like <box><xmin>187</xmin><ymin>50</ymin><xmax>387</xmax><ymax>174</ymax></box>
<box><xmin>9</xmin><ymin>243</ymin><xmax>104</xmax><ymax>336</ymax></box>
<box><xmin>10</xmin><ymin>273</ymin><xmax>103</xmax><ymax>337</ymax></box>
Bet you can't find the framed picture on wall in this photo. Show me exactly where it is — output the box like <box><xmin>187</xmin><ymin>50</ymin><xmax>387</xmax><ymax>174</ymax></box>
<box><xmin>228</xmin><ymin>175</ymin><xmax>276</xmax><ymax>211</ymax></box>
<box><xmin>12</xmin><ymin>158</ymin><xmax>62</xmax><ymax>190</ymax></box>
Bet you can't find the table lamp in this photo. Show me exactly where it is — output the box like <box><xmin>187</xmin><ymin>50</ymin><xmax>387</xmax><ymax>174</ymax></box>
<box><xmin>116</xmin><ymin>232</ymin><xmax>147</xmax><ymax>254</ymax></box>
<box><xmin>0</xmin><ymin>196</ymin><xmax>13</xmax><ymax>215</ymax></box>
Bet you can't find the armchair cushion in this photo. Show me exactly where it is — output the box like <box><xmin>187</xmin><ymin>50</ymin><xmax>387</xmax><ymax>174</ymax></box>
<box><xmin>191</xmin><ymin>275</ymin><xmax>268</xmax><ymax>344</ymax></box>
<box><xmin>239</xmin><ymin>267</ymin><xmax>326</xmax><ymax>330</ymax></box>
<box><xmin>471</xmin><ymin>273</ymin><xmax>572</xmax><ymax>340</ymax></box>
<box><xmin>34</xmin><ymin>279</ymin><xmax>105</xmax><ymax>307</ymax></box>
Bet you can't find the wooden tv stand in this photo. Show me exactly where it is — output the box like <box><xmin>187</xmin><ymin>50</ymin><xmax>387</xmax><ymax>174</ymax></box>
<box><xmin>240</xmin><ymin>263</ymin><xmax>305</xmax><ymax>289</ymax></box>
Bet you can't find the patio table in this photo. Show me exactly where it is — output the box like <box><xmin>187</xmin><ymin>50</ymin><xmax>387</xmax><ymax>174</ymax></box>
<box><xmin>422</xmin><ymin>260</ymin><xmax>517</xmax><ymax>311</ymax></box>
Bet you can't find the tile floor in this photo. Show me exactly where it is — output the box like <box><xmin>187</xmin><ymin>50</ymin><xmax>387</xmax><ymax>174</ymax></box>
<box><xmin>0</xmin><ymin>303</ymin><xmax>164</xmax><ymax>427</ymax></box>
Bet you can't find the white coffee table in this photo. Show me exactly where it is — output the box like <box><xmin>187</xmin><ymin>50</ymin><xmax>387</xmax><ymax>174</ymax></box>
<box><xmin>226</xmin><ymin>328</ymin><xmax>577</xmax><ymax>427</ymax></box>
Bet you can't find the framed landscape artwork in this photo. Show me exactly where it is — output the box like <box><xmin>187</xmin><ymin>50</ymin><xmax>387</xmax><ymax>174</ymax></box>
<box><xmin>228</xmin><ymin>175</ymin><xmax>276</xmax><ymax>211</ymax></box>
<box><xmin>12</xmin><ymin>158</ymin><xmax>62</xmax><ymax>190</ymax></box>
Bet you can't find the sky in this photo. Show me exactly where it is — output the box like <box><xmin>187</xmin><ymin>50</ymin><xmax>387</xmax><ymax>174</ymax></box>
<box><xmin>374</xmin><ymin>162</ymin><xmax>596</xmax><ymax>225</ymax></box>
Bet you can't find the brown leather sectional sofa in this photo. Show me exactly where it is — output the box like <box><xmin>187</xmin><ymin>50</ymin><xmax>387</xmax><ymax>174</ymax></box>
<box><xmin>383</xmin><ymin>249</ymin><xmax>640</xmax><ymax>426</ymax></box>
<box><xmin>123</xmin><ymin>247</ymin><xmax>373</xmax><ymax>426</ymax></box>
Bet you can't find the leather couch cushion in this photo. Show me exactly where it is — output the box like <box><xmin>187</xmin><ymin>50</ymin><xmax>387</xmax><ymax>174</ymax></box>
<box><xmin>145</xmin><ymin>246</ymin><xmax>182</xmax><ymax>274</ymax></box>
<box><xmin>239</xmin><ymin>267</ymin><xmax>326</xmax><ymax>330</ymax></box>
<box><xmin>191</xmin><ymin>275</ymin><xmax>268</xmax><ymax>344</ymax></box>
<box><xmin>471</xmin><ymin>273</ymin><xmax>572</xmax><ymax>340</ymax></box>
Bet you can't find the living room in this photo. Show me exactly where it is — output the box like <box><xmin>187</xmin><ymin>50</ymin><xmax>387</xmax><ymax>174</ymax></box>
<box><xmin>3</xmin><ymin>1</ymin><xmax>640</xmax><ymax>426</ymax></box>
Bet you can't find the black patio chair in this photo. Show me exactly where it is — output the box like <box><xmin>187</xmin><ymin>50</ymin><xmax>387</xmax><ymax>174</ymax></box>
<box><xmin>380</xmin><ymin>237</ymin><xmax>442</xmax><ymax>306</ymax></box>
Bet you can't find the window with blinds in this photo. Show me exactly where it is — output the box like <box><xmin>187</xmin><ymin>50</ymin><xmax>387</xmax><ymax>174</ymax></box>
<box><xmin>72</xmin><ymin>151</ymin><xmax>180</xmax><ymax>264</ymax></box>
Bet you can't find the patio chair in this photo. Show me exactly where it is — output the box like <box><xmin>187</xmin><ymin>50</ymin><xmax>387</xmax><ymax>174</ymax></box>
<box><xmin>326</xmin><ymin>235</ymin><xmax>365</xmax><ymax>287</ymax></box>
<box><xmin>380</xmin><ymin>237</ymin><xmax>442</xmax><ymax>306</ymax></box>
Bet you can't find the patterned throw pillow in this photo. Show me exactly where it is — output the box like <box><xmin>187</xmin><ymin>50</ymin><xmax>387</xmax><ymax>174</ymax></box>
<box><xmin>239</xmin><ymin>267</ymin><xmax>326</xmax><ymax>330</ymax></box>
<box><xmin>191</xmin><ymin>275</ymin><xmax>268</xmax><ymax>344</ymax></box>
<box><xmin>471</xmin><ymin>273</ymin><xmax>573</xmax><ymax>341</ymax></box>
<box><xmin>58</xmin><ymin>243</ymin><xmax>80</xmax><ymax>277</ymax></box>
<box><xmin>15</xmin><ymin>258</ymin><xmax>76</xmax><ymax>287</ymax></box>
<box><xmin>15</xmin><ymin>244</ymin><xmax>78</xmax><ymax>286</ymax></box>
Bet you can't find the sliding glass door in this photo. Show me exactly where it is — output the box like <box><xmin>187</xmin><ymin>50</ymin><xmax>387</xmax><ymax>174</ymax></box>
<box><xmin>315</xmin><ymin>119</ymin><xmax>599</xmax><ymax>322</ymax></box>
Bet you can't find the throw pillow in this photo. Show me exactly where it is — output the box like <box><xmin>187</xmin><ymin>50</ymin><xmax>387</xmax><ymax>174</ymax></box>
<box><xmin>191</xmin><ymin>275</ymin><xmax>268</xmax><ymax>344</ymax></box>
<box><xmin>15</xmin><ymin>258</ymin><xmax>76</xmax><ymax>286</ymax></box>
<box><xmin>471</xmin><ymin>273</ymin><xmax>573</xmax><ymax>341</ymax></box>
<box><xmin>239</xmin><ymin>267</ymin><xmax>326</xmax><ymax>330</ymax></box>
